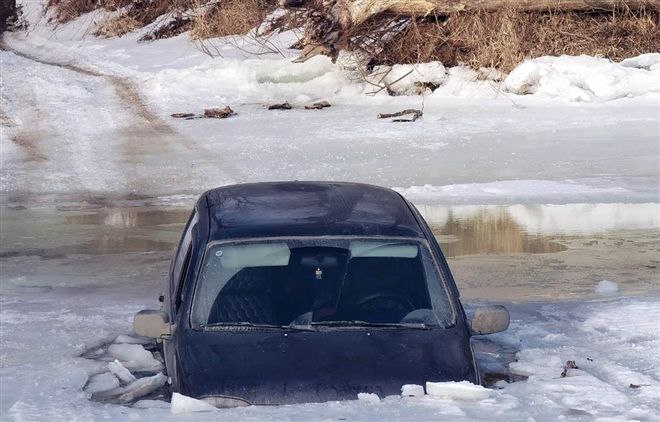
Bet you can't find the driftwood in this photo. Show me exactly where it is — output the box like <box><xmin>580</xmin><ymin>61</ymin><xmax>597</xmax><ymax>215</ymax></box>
<box><xmin>283</xmin><ymin>0</ymin><xmax>658</xmax><ymax>24</ymax></box>
<box><xmin>377</xmin><ymin>108</ymin><xmax>423</xmax><ymax>122</ymax></box>
<box><xmin>280</xmin><ymin>0</ymin><xmax>659</xmax><ymax>62</ymax></box>
<box><xmin>171</xmin><ymin>106</ymin><xmax>236</xmax><ymax>120</ymax></box>
<box><xmin>268</xmin><ymin>101</ymin><xmax>293</xmax><ymax>110</ymax></box>
<box><xmin>204</xmin><ymin>106</ymin><xmax>235</xmax><ymax>118</ymax></box>
<box><xmin>305</xmin><ymin>100</ymin><xmax>331</xmax><ymax>109</ymax></box>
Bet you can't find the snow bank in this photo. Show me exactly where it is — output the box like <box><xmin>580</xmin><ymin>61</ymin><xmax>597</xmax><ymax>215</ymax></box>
<box><xmin>425</xmin><ymin>381</ymin><xmax>490</xmax><ymax>401</ymax></box>
<box><xmin>144</xmin><ymin>54</ymin><xmax>363</xmax><ymax>112</ymax></box>
<box><xmin>504</xmin><ymin>55</ymin><xmax>660</xmax><ymax>101</ymax></box>
<box><xmin>170</xmin><ymin>393</ymin><xmax>217</xmax><ymax>414</ymax></box>
<box><xmin>595</xmin><ymin>280</ymin><xmax>619</xmax><ymax>295</ymax></box>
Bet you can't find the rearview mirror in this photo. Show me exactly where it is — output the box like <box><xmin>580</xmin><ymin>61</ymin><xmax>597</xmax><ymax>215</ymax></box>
<box><xmin>469</xmin><ymin>305</ymin><xmax>510</xmax><ymax>335</ymax></box>
<box><xmin>133</xmin><ymin>310</ymin><xmax>171</xmax><ymax>338</ymax></box>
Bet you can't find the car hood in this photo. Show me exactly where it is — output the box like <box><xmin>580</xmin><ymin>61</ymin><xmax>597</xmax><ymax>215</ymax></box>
<box><xmin>176</xmin><ymin>326</ymin><xmax>477</xmax><ymax>405</ymax></box>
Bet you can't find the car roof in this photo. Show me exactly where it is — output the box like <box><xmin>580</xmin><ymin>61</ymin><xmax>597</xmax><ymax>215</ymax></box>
<box><xmin>202</xmin><ymin>182</ymin><xmax>425</xmax><ymax>241</ymax></box>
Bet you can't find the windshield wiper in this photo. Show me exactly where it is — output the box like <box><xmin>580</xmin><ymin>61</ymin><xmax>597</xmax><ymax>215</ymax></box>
<box><xmin>311</xmin><ymin>320</ymin><xmax>429</xmax><ymax>329</ymax></box>
<box><xmin>201</xmin><ymin>322</ymin><xmax>317</xmax><ymax>331</ymax></box>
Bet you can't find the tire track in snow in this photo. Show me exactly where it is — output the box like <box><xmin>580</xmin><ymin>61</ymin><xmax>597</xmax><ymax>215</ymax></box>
<box><xmin>1</xmin><ymin>43</ymin><xmax>241</xmax><ymax>200</ymax></box>
<box><xmin>1</xmin><ymin>43</ymin><xmax>187</xmax><ymax>192</ymax></box>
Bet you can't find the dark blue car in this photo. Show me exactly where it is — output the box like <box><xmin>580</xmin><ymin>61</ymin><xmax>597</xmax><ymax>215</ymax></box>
<box><xmin>134</xmin><ymin>182</ymin><xmax>509</xmax><ymax>406</ymax></box>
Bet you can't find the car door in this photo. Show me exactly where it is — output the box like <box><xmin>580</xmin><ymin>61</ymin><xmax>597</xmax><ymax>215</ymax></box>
<box><xmin>163</xmin><ymin>209</ymin><xmax>198</xmax><ymax>385</ymax></box>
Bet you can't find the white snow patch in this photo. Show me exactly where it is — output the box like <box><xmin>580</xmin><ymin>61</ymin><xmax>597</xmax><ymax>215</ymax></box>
<box><xmin>504</xmin><ymin>55</ymin><xmax>660</xmax><ymax>101</ymax></box>
<box><xmin>401</xmin><ymin>384</ymin><xmax>425</xmax><ymax>398</ymax></box>
<box><xmin>170</xmin><ymin>393</ymin><xmax>218</xmax><ymax>414</ymax></box>
<box><xmin>357</xmin><ymin>392</ymin><xmax>381</xmax><ymax>403</ymax></box>
<box><xmin>425</xmin><ymin>381</ymin><xmax>491</xmax><ymax>400</ymax></box>
<box><xmin>595</xmin><ymin>280</ymin><xmax>619</xmax><ymax>295</ymax></box>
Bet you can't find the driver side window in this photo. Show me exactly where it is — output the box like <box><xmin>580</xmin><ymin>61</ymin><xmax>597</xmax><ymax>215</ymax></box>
<box><xmin>171</xmin><ymin>210</ymin><xmax>198</xmax><ymax>313</ymax></box>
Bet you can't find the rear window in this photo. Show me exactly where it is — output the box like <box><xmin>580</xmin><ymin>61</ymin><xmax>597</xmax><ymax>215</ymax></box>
<box><xmin>191</xmin><ymin>237</ymin><xmax>454</xmax><ymax>329</ymax></box>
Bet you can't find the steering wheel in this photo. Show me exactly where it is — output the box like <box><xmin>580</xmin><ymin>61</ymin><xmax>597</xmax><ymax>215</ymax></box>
<box><xmin>354</xmin><ymin>294</ymin><xmax>415</xmax><ymax>313</ymax></box>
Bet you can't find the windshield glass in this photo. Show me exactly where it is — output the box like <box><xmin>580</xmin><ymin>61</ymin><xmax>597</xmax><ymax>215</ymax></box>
<box><xmin>191</xmin><ymin>237</ymin><xmax>453</xmax><ymax>329</ymax></box>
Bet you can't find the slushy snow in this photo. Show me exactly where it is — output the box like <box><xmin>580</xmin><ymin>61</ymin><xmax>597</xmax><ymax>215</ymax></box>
<box><xmin>425</xmin><ymin>381</ymin><xmax>491</xmax><ymax>400</ymax></box>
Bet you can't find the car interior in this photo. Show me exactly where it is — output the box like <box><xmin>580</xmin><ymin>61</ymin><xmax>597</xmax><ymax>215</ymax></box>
<box><xmin>204</xmin><ymin>244</ymin><xmax>435</xmax><ymax>326</ymax></box>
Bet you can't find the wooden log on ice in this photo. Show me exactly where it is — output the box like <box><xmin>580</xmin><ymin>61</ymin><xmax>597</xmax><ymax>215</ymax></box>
<box><xmin>283</xmin><ymin>0</ymin><xmax>660</xmax><ymax>27</ymax></box>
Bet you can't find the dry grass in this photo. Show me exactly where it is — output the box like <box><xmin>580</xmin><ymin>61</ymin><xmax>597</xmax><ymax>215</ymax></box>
<box><xmin>371</xmin><ymin>8</ymin><xmax>659</xmax><ymax>71</ymax></box>
<box><xmin>46</xmin><ymin>0</ymin><xmax>97</xmax><ymax>23</ymax></box>
<box><xmin>93</xmin><ymin>0</ymin><xmax>172</xmax><ymax>38</ymax></box>
<box><xmin>46</xmin><ymin>1</ymin><xmax>659</xmax><ymax>71</ymax></box>
<box><xmin>48</xmin><ymin>0</ymin><xmax>276</xmax><ymax>39</ymax></box>
<box><xmin>95</xmin><ymin>13</ymin><xmax>141</xmax><ymax>37</ymax></box>
<box><xmin>189</xmin><ymin>0</ymin><xmax>276</xmax><ymax>39</ymax></box>
<box><xmin>46</xmin><ymin>0</ymin><xmax>134</xmax><ymax>23</ymax></box>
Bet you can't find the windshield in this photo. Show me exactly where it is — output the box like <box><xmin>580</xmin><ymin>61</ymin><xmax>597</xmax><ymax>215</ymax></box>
<box><xmin>191</xmin><ymin>237</ymin><xmax>453</xmax><ymax>329</ymax></box>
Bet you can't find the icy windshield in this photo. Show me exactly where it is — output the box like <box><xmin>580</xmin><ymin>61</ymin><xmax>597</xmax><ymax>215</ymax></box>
<box><xmin>191</xmin><ymin>237</ymin><xmax>453</xmax><ymax>329</ymax></box>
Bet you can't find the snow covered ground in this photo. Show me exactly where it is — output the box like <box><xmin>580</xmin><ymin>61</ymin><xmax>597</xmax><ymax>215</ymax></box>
<box><xmin>2</xmin><ymin>2</ymin><xmax>659</xmax><ymax>205</ymax></box>
<box><xmin>1</xmin><ymin>2</ymin><xmax>660</xmax><ymax>421</ymax></box>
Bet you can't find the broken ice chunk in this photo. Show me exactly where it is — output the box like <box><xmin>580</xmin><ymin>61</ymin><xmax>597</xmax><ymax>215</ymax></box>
<box><xmin>91</xmin><ymin>373</ymin><xmax>167</xmax><ymax>404</ymax></box>
<box><xmin>401</xmin><ymin>384</ymin><xmax>425</xmax><ymax>398</ymax></box>
<box><xmin>425</xmin><ymin>381</ymin><xmax>490</xmax><ymax>400</ymax></box>
<box><xmin>357</xmin><ymin>392</ymin><xmax>380</xmax><ymax>403</ymax></box>
<box><xmin>84</xmin><ymin>372</ymin><xmax>120</xmax><ymax>394</ymax></box>
<box><xmin>113</xmin><ymin>334</ymin><xmax>154</xmax><ymax>345</ymax></box>
<box><xmin>171</xmin><ymin>392</ymin><xmax>218</xmax><ymax>414</ymax></box>
<box><xmin>108</xmin><ymin>359</ymin><xmax>136</xmax><ymax>384</ymax></box>
<box><xmin>595</xmin><ymin>280</ymin><xmax>619</xmax><ymax>295</ymax></box>
<box><xmin>117</xmin><ymin>373</ymin><xmax>167</xmax><ymax>404</ymax></box>
<box><xmin>107</xmin><ymin>343</ymin><xmax>163</xmax><ymax>373</ymax></box>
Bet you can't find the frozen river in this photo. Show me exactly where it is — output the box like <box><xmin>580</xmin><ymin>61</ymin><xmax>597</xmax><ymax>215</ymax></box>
<box><xmin>1</xmin><ymin>201</ymin><xmax>659</xmax><ymax>420</ymax></box>
<box><xmin>2</xmin><ymin>8</ymin><xmax>660</xmax><ymax>418</ymax></box>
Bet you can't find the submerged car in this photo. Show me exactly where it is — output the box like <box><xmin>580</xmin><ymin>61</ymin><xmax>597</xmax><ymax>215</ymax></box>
<box><xmin>134</xmin><ymin>181</ymin><xmax>509</xmax><ymax>406</ymax></box>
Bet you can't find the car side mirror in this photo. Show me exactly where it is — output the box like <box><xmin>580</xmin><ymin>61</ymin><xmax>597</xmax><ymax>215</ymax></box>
<box><xmin>133</xmin><ymin>310</ymin><xmax>172</xmax><ymax>338</ymax></box>
<box><xmin>469</xmin><ymin>305</ymin><xmax>510</xmax><ymax>335</ymax></box>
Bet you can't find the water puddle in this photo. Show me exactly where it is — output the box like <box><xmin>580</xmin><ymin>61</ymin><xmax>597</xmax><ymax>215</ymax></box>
<box><xmin>65</xmin><ymin>208</ymin><xmax>190</xmax><ymax>228</ymax></box>
<box><xmin>430</xmin><ymin>210</ymin><xmax>567</xmax><ymax>257</ymax></box>
<box><xmin>419</xmin><ymin>203</ymin><xmax>659</xmax><ymax>257</ymax></box>
<box><xmin>2</xmin><ymin>202</ymin><xmax>658</xmax><ymax>259</ymax></box>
